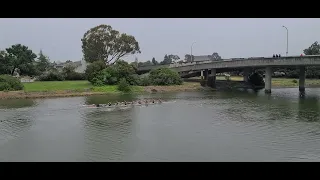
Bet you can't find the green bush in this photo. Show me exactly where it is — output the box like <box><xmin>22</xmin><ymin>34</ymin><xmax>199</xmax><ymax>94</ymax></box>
<box><xmin>89</xmin><ymin>60</ymin><xmax>140</xmax><ymax>86</ymax></box>
<box><xmin>101</xmin><ymin>67</ymin><xmax>119</xmax><ymax>85</ymax></box>
<box><xmin>0</xmin><ymin>75</ymin><xmax>24</xmax><ymax>91</ymax></box>
<box><xmin>149</xmin><ymin>68</ymin><xmax>182</xmax><ymax>85</ymax></box>
<box><xmin>292</xmin><ymin>79</ymin><xmax>298</xmax><ymax>83</ymax></box>
<box><xmin>127</xmin><ymin>74</ymin><xmax>141</xmax><ymax>85</ymax></box>
<box><xmin>0</xmin><ymin>82</ymin><xmax>11</xmax><ymax>91</ymax></box>
<box><xmin>91</xmin><ymin>77</ymin><xmax>105</xmax><ymax>86</ymax></box>
<box><xmin>65</xmin><ymin>72</ymin><xmax>86</xmax><ymax>80</ymax></box>
<box><xmin>117</xmin><ymin>78</ymin><xmax>131</xmax><ymax>92</ymax></box>
<box><xmin>89</xmin><ymin>62</ymin><xmax>182</xmax><ymax>87</ymax></box>
<box><xmin>85</xmin><ymin>61</ymin><xmax>107</xmax><ymax>82</ymax></box>
<box><xmin>113</xmin><ymin>61</ymin><xmax>136</xmax><ymax>81</ymax></box>
<box><xmin>38</xmin><ymin>71</ymin><xmax>65</xmax><ymax>81</ymax></box>
<box><xmin>138</xmin><ymin>76</ymin><xmax>151</xmax><ymax>86</ymax></box>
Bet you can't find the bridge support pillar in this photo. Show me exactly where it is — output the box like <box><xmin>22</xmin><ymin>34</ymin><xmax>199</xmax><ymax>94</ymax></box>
<box><xmin>201</xmin><ymin>70</ymin><xmax>204</xmax><ymax>80</ymax></box>
<box><xmin>265</xmin><ymin>66</ymin><xmax>272</xmax><ymax>94</ymax></box>
<box><xmin>243</xmin><ymin>68</ymin><xmax>250</xmax><ymax>82</ymax></box>
<box><xmin>207</xmin><ymin>69</ymin><xmax>216</xmax><ymax>88</ymax></box>
<box><xmin>299</xmin><ymin>66</ymin><xmax>306</xmax><ymax>92</ymax></box>
<box><xmin>204</xmin><ymin>69</ymin><xmax>209</xmax><ymax>80</ymax></box>
<box><xmin>211</xmin><ymin>69</ymin><xmax>216</xmax><ymax>88</ymax></box>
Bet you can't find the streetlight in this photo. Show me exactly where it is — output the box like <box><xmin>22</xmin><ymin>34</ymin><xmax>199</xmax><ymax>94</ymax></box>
<box><xmin>282</xmin><ymin>25</ymin><xmax>288</xmax><ymax>56</ymax></box>
<box><xmin>191</xmin><ymin>42</ymin><xmax>196</xmax><ymax>62</ymax></box>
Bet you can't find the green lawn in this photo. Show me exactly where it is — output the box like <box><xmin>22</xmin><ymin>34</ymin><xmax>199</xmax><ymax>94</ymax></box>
<box><xmin>23</xmin><ymin>80</ymin><xmax>93</xmax><ymax>92</ymax></box>
<box><xmin>23</xmin><ymin>80</ymin><xmax>144</xmax><ymax>93</ymax></box>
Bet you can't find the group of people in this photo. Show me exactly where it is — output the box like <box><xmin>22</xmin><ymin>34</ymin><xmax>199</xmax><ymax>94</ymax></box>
<box><xmin>87</xmin><ymin>99</ymin><xmax>163</xmax><ymax>108</ymax></box>
<box><xmin>273</xmin><ymin>54</ymin><xmax>281</xmax><ymax>58</ymax></box>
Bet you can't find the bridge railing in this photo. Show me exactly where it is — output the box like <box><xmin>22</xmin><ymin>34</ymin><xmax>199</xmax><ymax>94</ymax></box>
<box><xmin>137</xmin><ymin>55</ymin><xmax>320</xmax><ymax>71</ymax></box>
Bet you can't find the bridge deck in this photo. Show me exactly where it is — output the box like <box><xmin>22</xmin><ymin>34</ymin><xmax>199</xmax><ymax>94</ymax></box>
<box><xmin>137</xmin><ymin>55</ymin><xmax>320</xmax><ymax>73</ymax></box>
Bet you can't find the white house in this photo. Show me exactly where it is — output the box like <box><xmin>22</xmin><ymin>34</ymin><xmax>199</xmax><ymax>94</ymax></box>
<box><xmin>53</xmin><ymin>59</ymin><xmax>88</xmax><ymax>73</ymax></box>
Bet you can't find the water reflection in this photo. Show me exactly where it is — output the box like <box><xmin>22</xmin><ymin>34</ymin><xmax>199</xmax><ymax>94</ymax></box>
<box><xmin>298</xmin><ymin>96</ymin><xmax>320</xmax><ymax>122</ymax></box>
<box><xmin>1</xmin><ymin>89</ymin><xmax>320</xmax><ymax>161</ymax></box>
<box><xmin>0</xmin><ymin>99</ymin><xmax>36</xmax><ymax>109</ymax></box>
<box><xmin>84</xmin><ymin>94</ymin><xmax>136</xmax><ymax>104</ymax></box>
<box><xmin>85</xmin><ymin>92</ymin><xmax>182</xmax><ymax>105</ymax></box>
<box><xmin>0</xmin><ymin>107</ymin><xmax>36</xmax><ymax>145</ymax></box>
<box><xmin>81</xmin><ymin>106</ymin><xmax>136</xmax><ymax>161</ymax></box>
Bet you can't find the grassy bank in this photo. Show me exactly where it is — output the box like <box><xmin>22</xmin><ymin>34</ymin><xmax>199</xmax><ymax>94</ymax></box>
<box><xmin>4</xmin><ymin>76</ymin><xmax>319</xmax><ymax>100</ymax></box>
<box><xmin>23</xmin><ymin>80</ymin><xmax>143</xmax><ymax>93</ymax></box>
<box><xmin>0</xmin><ymin>81</ymin><xmax>201</xmax><ymax>99</ymax></box>
<box><xmin>23</xmin><ymin>81</ymin><xmax>93</xmax><ymax>92</ymax></box>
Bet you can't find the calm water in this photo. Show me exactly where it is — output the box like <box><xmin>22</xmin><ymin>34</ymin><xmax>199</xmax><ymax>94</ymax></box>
<box><xmin>1</xmin><ymin>88</ymin><xmax>320</xmax><ymax>162</ymax></box>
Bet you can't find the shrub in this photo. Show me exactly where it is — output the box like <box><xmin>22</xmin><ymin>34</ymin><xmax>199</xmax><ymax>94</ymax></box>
<box><xmin>138</xmin><ymin>76</ymin><xmax>151</xmax><ymax>86</ymax></box>
<box><xmin>0</xmin><ymin>82</ymin><xmax>11</xmax><ymax>91</ymax></box>
<box><xmin>65</xmin><ymin>72</ymin><xmax>86</xmax><ymax>80</ymax></box>
<box><xmin>149</xmin><ymin>68</ymin><xmax>182</xmax><ymax>85</ymax></box>
<box><xmin>85</xmin><ymin>61</ymin><xmax>107</xmax><ymax>82</ymax></box>
<box><xmin>91</xmin><ymin>77</ymin><xmax>104</xmax><ymax>86</ymax></box>
<box><xmin>292</xmin><ymin>79</ymin><xmax>298</xmax><ymax>83</ymax></box>
<box><xmin>0</xmin><ymin>75</ymin><xmax>24</xmax><ymax>91</ymax></box>
<box><xmin>113</xmin><ymin>61</ymin><xmax>136</xmax><ymax>80</ymax></box>
<box><xmin>62</xmin><ymin>65</ymin><xmax>86</xmax><ymax>80</ymax></box>
<box><xmin>101</xmin><ymin>67</ymin><xmax>119</xmax><ymax>85</ymax></box>
<box><xmin>38</xmin><ymin>71</ymin><xmax>65</xmax><ymax>81</ymax></box>
<box><xmin>117</xmin><ymin>78</ymin><xmax>131</xmax><ymax>92</ymax></box>
<box><xmin>89</xmin><ymin>60</ymin><xmax>140</xmax><ymax>86</ymax></box>
<box><xmin>127</xmin><ymin>74</ymin><xmax>141</xmax><ymax>85</ymax></box>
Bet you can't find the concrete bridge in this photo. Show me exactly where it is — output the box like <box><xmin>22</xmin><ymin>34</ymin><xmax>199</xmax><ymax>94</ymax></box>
<box><xmin>137</xmin><ymin>55</ymin><xmax>320</xmax><ymax>93</ymax></box>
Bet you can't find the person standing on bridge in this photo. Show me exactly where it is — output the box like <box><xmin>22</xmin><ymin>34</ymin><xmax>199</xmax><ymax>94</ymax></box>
<box><xmin>273</xmin><ymin>54</ymin><xmax>275</xmax><ymax>58</ymax></box>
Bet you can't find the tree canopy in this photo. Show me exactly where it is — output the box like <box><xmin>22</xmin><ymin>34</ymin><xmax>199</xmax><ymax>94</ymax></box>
<box><xmin>36</xmin><ymin>50</ymin><xmax>51</xmax><ymax>72</ymax></box>
<box><xmin>0</xmin><ymin>51</ymin><xmax>10</xmax><ymax>74</ymax></box>
<box><xmin>304</xmin><ymin>41</ymin><xmax>320</xmax><ymax>55</ymax></box>
<box><xmin>152</xmin><ymin>57</ymin><xmax>158</xmax><ymax>65</ymax></box>
<box><xmin>81</xmin><ymin>24</ymin><xmax>141</xmax><ymax>64</ymax></box>
<box><xmin>160</xmin><ymin>54</ymin><xmax>174</xmax><ymax>65</ymax></box>
<box><xmin>168</xmin><ymin>54</ymin><xmax>180</xmax><ymax>62</ymax></box>
<box><xmin>4</xmin><ymin>44</ymin><xmax>37</xmax><ymax>75</ymax></box>
<box><xmin>211</xmin><ymin>52</ymin><xmax>221</xmax><ymax>60</ymax></box>
<box><xmin>184</xmin><ymin>54</ymin><xmax>194</xmax><ymax>62</ymax></box>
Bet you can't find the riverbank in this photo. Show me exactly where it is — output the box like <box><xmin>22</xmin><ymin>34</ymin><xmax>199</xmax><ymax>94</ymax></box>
<box><xmin>0</xmin><ymin>81</ymin><xmax>202</xmax><ymax>99</ymax></box>
<box><xmin>214</xmin><ymin>76</ymin><xmax>320</xmax><ymax>87</ymax></box>
<box><xmin>3</xmin><ymin>76</ymin><xmax>320</xmax><ymax>99</ymax></box>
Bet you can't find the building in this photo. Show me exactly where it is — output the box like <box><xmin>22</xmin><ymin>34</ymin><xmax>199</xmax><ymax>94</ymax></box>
<box><xmin>53</xmin><ymin>59</ymin><xmax>88</xmax><ymax>73</ymax></box>
<box><xmin>191</xmin><ymin>53</ymin><xmax>222</xmax><ymax>62</ymax></box>
<box><xmin>193</xmin><ymin>55</ymin><xmax>212</xmax><ymax>62</ymax></box>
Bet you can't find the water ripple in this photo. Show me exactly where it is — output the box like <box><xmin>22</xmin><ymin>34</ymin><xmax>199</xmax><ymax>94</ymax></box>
<box><xmin>1</xmin><ymin>90</ymin><xmax>320</xmax><ymax>161</ymax></box>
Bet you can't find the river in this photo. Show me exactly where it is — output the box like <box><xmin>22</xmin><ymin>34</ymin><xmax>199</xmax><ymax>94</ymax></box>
<box><xmin>1</xmin><ymin>88</ymin><xmax>320</xmax><ymax>162</ymax></box>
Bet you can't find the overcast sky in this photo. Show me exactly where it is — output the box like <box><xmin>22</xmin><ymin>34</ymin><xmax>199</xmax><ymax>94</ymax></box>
<box><xmin>0</xmin><ymin>18</ymin><xmax>319</xmax><ymax>63</ymax></box>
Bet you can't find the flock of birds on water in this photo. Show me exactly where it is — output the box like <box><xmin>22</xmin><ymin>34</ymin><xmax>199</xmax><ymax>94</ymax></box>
<box><xmin>83</xmin><ymin>99</ymin><xmax>165</xmax><ymax>110</ymax></box>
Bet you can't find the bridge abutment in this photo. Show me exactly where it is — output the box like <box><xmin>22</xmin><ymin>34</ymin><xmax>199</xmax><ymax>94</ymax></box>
<box><xmin>299</xmin><ymin>66</ymin><xmax>306</xmax><ymax>92</ymax></box>
<box><xmin>265</xmin><ymin>66</ymin><xmax>272</xmax><ymax>94</ymax></box>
